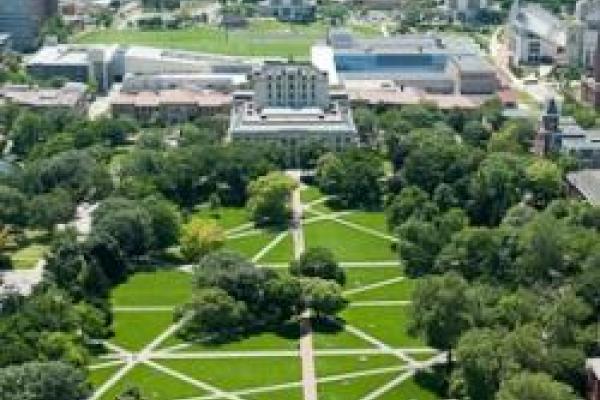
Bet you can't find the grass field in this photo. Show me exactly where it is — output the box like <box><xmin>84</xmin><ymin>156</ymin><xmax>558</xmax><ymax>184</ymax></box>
<box><xmin>76</xmin><ymin>20</ymin><xmax>332</xmax><ymax>57</ymax></box>
<box><xmin>88</xmin><ymin>185</ymin><xmax>441</xmax><ymax>400</ymax></box>
<box><xmin>111</xmin><ymin>269</ymin><xmax>191</xmax><ymax>306</ymax></box>
<box><xmin>8</xmin><ymin>243</ymin><xmax>49</xmax><ymax>269</ymax></box>
<box><xmin>304</xmin><ymin>220</ymin><xmax>396</xmax><ymax>261</ymax></box>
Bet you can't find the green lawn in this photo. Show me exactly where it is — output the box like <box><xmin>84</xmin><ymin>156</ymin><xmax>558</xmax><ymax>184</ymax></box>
<box><xmin>161</xmin><ymin>328</ymin><xmax>300</xmax><ymax>352</ymax></box>
<box><xmin>256</xmin><ymin>231</ymin><xmax>294</xmax><ymax>263</ymax></box>
<box><xmin>304</xmin><ymin>220</ymin><xmax>396</xmax><ymax>261</ymax></box>
<box><xmin>193</xmin><ymin>206</ymin><xmax>251</xmax><ymax>231</ymax></box>
<box><xmin>300</xmin><ymin>185</ymin><xmax>326</xmax><ymax>204</ymax></box>
<box><xmin>158</xmin><ymin>357</ymin><xmax>302</xmax><ymax>391</ymax></box>
<box><xmin>8</xmin><ymin>243</ymin><xmax>49</xmax><ymax>269</ymax></box>
<box><xmin>225</xmin><ymin>230</ymin><xmax>281</xmax><ymax>259</ymax></box>
<box><xmin>245</xmin><ymin>386</ymin><xmax>304</xmax><ymax>400</ymax></box>
<box><xmin>340</xmin><ymin>211</ymin><xmax>390</xmax><ymax>235</ymax></box>
<box><xmin>341</xmin><ymin>307</ymin><xmax>426</xmax><ymax>348</ymax></box>
<box><xmin>318</xmin><ymin>372</ymin><xmax>399</xmax><ymax>400</ymax></box>
<box><xmin>313</xmin><ymin>326</ymin><xmax>375</xmax><ymax>350</ymax></box>
<box><xmin>377</xmin><ymin>375</ymin><xmax>441</xmax><ymax>400</ymax></box>
<box><xmin>88</xmin><ymin>365</ymin><xmax>123</xmax><ymax>388</ymax></box>
<box><xmin>344</xmin><ymin>267</ymin><xmax>403</xmax><ymax>291</ymax></box>
<box><xmin>316</xmin><ymin>355</ymin><xmax>403</xmax><ymax>378</ymax></box>
<box><xmin>111</xmin><ymin>311</ymin><xmax>174</xmax><ymax>351</ymax></box>
<box><xmin>97</xmin><ymin>364</ymin><xmax>205</xmax><ymax>400</ymax></box>
<box><xmin>347</xmin><ymin>279</ymin><xmax>415</xmax><ymax>302</ymax></box>
<box><xmin>76</xmin><ymin>20</ymin><xmax>329</xmax><ymax>57</ymax></box>
<box><xmin>111</xmin><ymin>270</ymin><xmax>191</xmax><ymax>307</ymax></box>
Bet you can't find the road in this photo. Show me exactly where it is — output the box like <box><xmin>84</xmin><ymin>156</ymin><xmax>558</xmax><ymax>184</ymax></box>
<box><xmin>489</xmin><ymin>26</ymin><xmax>560</xmax><ymax>111</ymax></box>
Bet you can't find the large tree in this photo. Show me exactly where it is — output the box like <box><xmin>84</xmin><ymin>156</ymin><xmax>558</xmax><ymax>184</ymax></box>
<box><xmin>247</xmin><ymin>172</ymin><xmax>296</xmax><ymax>226</ymax></box>
<box><xmin>180</xmin><ymin>218</ymin><xmax>225</xmax><ymax>262</ymax></box>
<box><xmin>290</xmin><ymin>247</ymin><xmax>345</xmax><ymax>285</ymax></box>
<box><xmin>0</xmin><ymin>361</ymin><xmax>90</xmax><ymax>400</ymax></box>
<box><xmin>495</xmin><ymin>372</ymin><xmax>580</xmax><ymax>400</ymax></box>
<box><xmin>410</xmin><ymin>272</ymin><xmax>474</xmax><ymax>367</ymax></box>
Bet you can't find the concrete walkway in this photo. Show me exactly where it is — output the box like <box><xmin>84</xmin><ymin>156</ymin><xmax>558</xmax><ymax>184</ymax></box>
<box><xmin>287</xmin><ymin>170</ymin><xmax>318</xmax><ymax>400</ymax></box>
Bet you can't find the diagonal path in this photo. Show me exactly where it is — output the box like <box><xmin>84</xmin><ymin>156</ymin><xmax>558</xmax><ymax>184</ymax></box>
<box><xmin>343</xmin><ymin>276</ymin><xmax>406</xmax><ymax>296</ymax></box>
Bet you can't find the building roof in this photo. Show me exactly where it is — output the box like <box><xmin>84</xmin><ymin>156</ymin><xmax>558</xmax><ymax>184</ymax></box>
<box><xmin>0</xmin><ymin>82</ymin><xmax>87</xmax><ymax>108</ymax></box>
<box><xmin>587</xmin><ymin>358</ymin><xmax>600</xmax><ymax>379</ymax></box>
<box><xmin>112</xmin><ymin>89</ymin><xmax>232</xmax><ymax>108</ymax></box>
<box><xmin>567</xmin><ymin>169</ymin><xmax>600</xmax><ymax>205</ymax></box>
<box><xmin>510</xmin><ymin>3</ymin><xmax>567</xmax><ymax>47</ymax></box>
<box><xmin>229</xmin><ymin>100</ymin><xmax>356</xmax><ymax>134</ymax></box>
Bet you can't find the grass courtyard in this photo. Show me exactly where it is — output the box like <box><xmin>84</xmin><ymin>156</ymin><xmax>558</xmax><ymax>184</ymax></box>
<box><xmin>76</xmin><ymin>20</ymin><xmax>352</xmax><ymax>58</ymax></box>
<box><xmin>87</xmin><ymin>185</ymin><xmax>443</xmax><ymax>400</ymax></box>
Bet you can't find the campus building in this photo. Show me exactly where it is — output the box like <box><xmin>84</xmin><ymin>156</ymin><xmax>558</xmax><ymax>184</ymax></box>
<box><xmin>313</xmin><ymin>30</ymin><xmax>498</xmax><ymax>95</ymax></box>
<box><xmin>581</xmin><ymin>32</ymin><xmax>600</xmax><ymax>109</ymax></box>
<box><xmin>0</xmin><ymin>82</ymin><xmax>88</xmax><ymax>114</ymax></box>
<box><xmin>111</xmin><ymin>89</ymin><xmax>231</xmax><ymax>124</ymax></box>
<box><xmin>506</xmin><ymin>0</ymin><xmax>600</xmax><ymax>67</ymax></box>
<box><xmin>443</xmin><ymin>0</ymin><xmax>489</xmax><ymax>22</ymax></box>
<box><xmin>26</xmin><ymin>45</ymin><xmax>259</xmax><ymax>92</ymax></box>
<box><xmin>258</xmin><ymin>0</ymin><xmax>316</xmax><ymax>22</ymax></box>
<box><xmin>535</xmin><ymin>98</ymin><xmax>600</xmax><ymax>168</ymax></box>
<box><xmin>587</xmin><ymin>358</ymin><xmax>600</xmax><ymax>400</ymax></box>
<box><xmin>0</xmin><ymin>0</ymin><xmax>58</xmax><ymax>52</ymax></box>
<box><xmin>228</xmin><ymin>62</ymin><xmax>358</xmax><ymax>156</ymax></box>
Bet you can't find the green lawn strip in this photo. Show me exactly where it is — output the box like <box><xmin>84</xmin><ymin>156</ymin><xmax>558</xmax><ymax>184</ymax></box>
<box><xmin>111</xmin><ymin>311</ymin><xmax>175</xmax><ymax>351</ymax></box>
<box><xmin>224</xmin><ymin>230</ymin><xmax>280</xmax><ymax>259</ymax></box>
<box><xmin>315</xmin><ymin>355</ymin><xmax>403</xmax><ymax>378</ymax></box>
<box><xmin>376</xmin><ymin>374</ymin><xmax>442</xmax><ymax>400</ymax></box>
<box><xmin>8</xmin><ymin>244</ymin><xmax>49</xmax><ymax>269</ymax></box>
<box><xmin>339</xmin><ymin>211</ymin><xmax>390</xmax><ymax>235</ymax></box>
<box><xmin>347</xmin><ymin>279</ymin><xmax>415</xmax><ymax>302</ymax></box>
<box><xmin>300</xmin><ymin>185</ymin><xmax>325</xmax><ymax>204</ymax></box>
<box><xmin>256</xmin><ymin>231</ymin><xmax>294</xmax><ymax>263</ymax></box>
<box><xmin>406</xmin><ymin>351</ymin><xmax>439</xmax><ymax>362</ymax></box>
<box><xmin>308</xmin><ymin>201</ymin><xmax>337</xmax><ymax>214</ymax></box>
<box><xmin>244</xmin><ymin>386</ymin><xmax>303</xmax><ymax>400</ymax></box>
<box><xmin>341</xmin><ymin>306</ymin><xmax>426</xmax><ymax>348</ymax></box>
<box><xmin>158</xmin><ymin>357</ymin><xmax>302</xmax><ymax>391</ymax></box>
<box><xmin>87</xmin><ymin>365</ymin><xmax>122</xmax><ymax>389</ymax></box>
<box><xmin>76</xmin><ymin>26</ymin><xmax>320</xmax><ymax>57</ymax></box>
<box><xmin>312</xmin><ymin>318</ymin><xmax>376</xmax><ymax>350</ymax></box>
<box><xmin>111</xmin><ymin>270</ymin><xmax>192</xmax><ymax>307</ymax></box>
<box><xmin>97</xmin><ymin>364</ymin><xmax>205</xmax><ymax>400</ymax></box>
<box><xmin>160</xmin><ymin>329</ymin><xmax>299</xmax><ymax>352</ymax></box>
<box><xmin>317</xmin><ymin>371</ymin><xmax>400</xmax><ymax>400</ymax></box>
<box><xmin>193</xmin><ymin>207</ymin><xmax>251</xmax><ymax>231</ymax></box>
<box><xmin>304</xmin><ymin>220</ymin><xmax>396</xmax><ymax>262</ymax></box>
<box><xmin>343</xmin><ymin>267</ymin><xmax>404</xmax><ymax>291</ymax></box>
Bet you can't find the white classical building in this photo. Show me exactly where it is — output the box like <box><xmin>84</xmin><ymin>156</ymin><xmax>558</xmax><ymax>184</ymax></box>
<box><xmin>228</xmin><ymin>62</ymin><xmax>358</xmax><ymax>156</ymax></box>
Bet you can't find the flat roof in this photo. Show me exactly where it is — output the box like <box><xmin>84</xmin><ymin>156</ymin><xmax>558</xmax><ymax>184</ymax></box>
<box><xmin>567</xmin><ymin>170</ymin><xmax>600</xmax><ymax>205</ymax></box>
<box><xmin>112</xmin><ymin>89</ymin><xmax>232</xmax><ymax>107</ymax></box>
<box><xmin>0</xmin><ymin>83</ymin><xmax>87</xmax><ymax>107</ymax></box>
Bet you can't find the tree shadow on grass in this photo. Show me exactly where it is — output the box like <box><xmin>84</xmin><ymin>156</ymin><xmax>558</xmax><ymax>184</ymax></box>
<box><xmin>311</xmin><ymin>316</ymin><xmax>345</xmax><ymax>336</ymax></box>
<box><xmin>412</xmin><ymin>365</ymin><xmax>450</xmax><ymax>398</ymax></box>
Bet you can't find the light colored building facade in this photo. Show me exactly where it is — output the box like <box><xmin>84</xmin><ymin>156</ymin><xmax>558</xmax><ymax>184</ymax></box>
<box><xmin>111</xmin><ymin>89</ymin><xmax>231</xmax><ymax>124</ymax></box>
<box><xmin>26</xmin><ymin>45</ymin><xmax>259</xmax><ymax>92</ymax></box>
<box><xmin>258</xmin><ymin>0</ymin><xmax>316</xmax><ymax>22</ymax></box>
<box><xmin>507</xmin><ymin>0</ymin><xmax>600</xmax><ymax>67</ymax></box>
<box><xmin>587</xmin><ymin>358</ymin><xmax>600</xmax><ymax>400</ymax></box>
<box><xmin>507</xmin><ymin>1</ymin><xmax>572</xmax><ymax>66</ymax></box>
<box><xmin>0</xmin><ymin>0</ymin><xmax>57</xmax><ymax>52</ymax></box>
<box><xmin>0</xmin><ymin>82</ymin><xmax>88</xmax><ymax>114</ymax></box>
<box><xmin>229</xmin><ymin>62</ymin><xmax>358</xmax><ymax>156</ymax></box>
<box><xmin>314</xmin><ymin>30</ymin><xmax>498</xmax><ymax>95</ymax></box>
